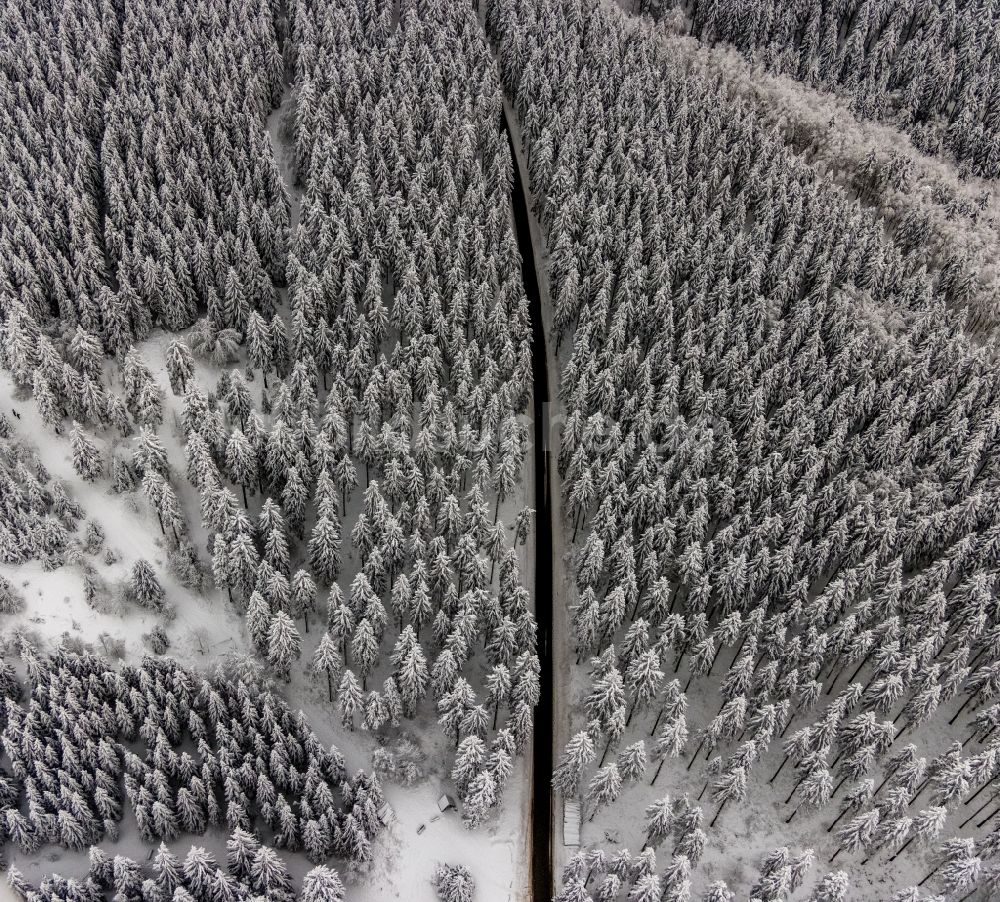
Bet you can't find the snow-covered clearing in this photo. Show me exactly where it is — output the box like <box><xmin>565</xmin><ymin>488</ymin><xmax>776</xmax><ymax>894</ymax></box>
<box><xmin>0</xmin><ymin>366</ymin><xmax>244</xmax><ymax>668</ymax></box>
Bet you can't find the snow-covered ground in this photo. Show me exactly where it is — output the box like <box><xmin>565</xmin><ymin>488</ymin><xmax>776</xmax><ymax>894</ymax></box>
<box><xmin>0</xmin><ymin>366</ymin><xmax>245</xmax><ymax>668</ymax></box>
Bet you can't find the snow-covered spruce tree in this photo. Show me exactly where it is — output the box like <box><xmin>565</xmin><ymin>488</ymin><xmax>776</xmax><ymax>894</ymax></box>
<box><xmin>166</xmin><ymin>339</ymin><xmax>195</xmax><ymax>396</ymax></box>
<box><xmin>69</xmin><ymin>423</ymin><xmax>103</xmax><ymax>481</ymax></box>
<box><xmin>0</xmin><ymin>650</ymin><xmax>376</xmax><ymax>866</ymax></box>
<box><xmin>267</xmin><ymin>610</ymin><xmax>302</xmax><ymax>681</ymax></box>
<box><xmin>432</xmin><ymin>862</ymin><xmax>475</xmax><ymax>902</ymax></box>
<box><xmin>17</xmin><ymin>839</ymin><xmax>348</xmax><ymax>902</ymax></box>
<box><xmin>128</xmin><ymin>559</ymin><xmax>165</xmax><ymax>611</ymax></box>
<box><xmin>808</xmin><ymin>871</ymin><xmax>851</xmax><ymax>902</ymax></box>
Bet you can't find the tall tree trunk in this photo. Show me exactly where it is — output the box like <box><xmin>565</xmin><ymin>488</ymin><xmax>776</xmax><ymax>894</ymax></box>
<box><xmin>827</xmin><ymin>805</ymin><xmax>849</xmax><ymax>834</ymax></box>
<box><xmin>786</xmin><ymin>774</ymin><xmax>806</xmax><ymax>804</ymax></box>
<box><xmin>961</xmin><ymin>791</ymin><xmax>997</xmax><ymax>829</ymax></box>
<box><xmin>889</xmin><ymin>835</ymin><xmax>915</xmax><ymax>862</ymax></box>
<box><xmin>949</xmin><ymin>688</ymin><xmax>980</xmax><ymax>725</ymax></box>
<box><xmin>918</xmin><ymin>862</ymin><xmax>942</xmax><ymax>887</ymax></box>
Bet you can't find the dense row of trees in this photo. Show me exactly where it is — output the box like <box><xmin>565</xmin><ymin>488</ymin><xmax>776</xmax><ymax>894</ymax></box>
<box><xmin>10</xmin><ymin>834</ymin><xmax>346</xmax><ymax>902</ymax></box>
<box><xmin>649</xmin><ymin>0</ymin><xmax>1000</xmax><ymax>181</ymax></box>
<box><xmin>645</xmin><ymin>24</ymin><xmax>1000</xmax><ymax>342</ymax></box>
<box><xmin>0</xmin><ymin>0</ymin><xmax>118</xmax><ymax>332</ymax></box>
<box><xmin>490</xmin><ymin>0</ymin><xmax>1000</xmax><ymax>896</ymax></box>
<box><xmin>0</xmin><ymin>0</ymin><xmax>289</xmax><ymax>474</ymax></box>
<box><xmin>101</xmin><ymin>0</ymin><xmax>288</xmax><ymax>341</ymax></box>
<box><xmin>0</xmin><ymin>419</ymin><xmax>76</xmax><ymax>570</ymax></box>
<box><xmin>0</xmin><ymin>0</ymin><xmax>291</xmax><ymax>558</ymax></box>
<box><xmin>0</xmin><ymin>647</ymin><xmax>381</xmax><ymax>867</ymax></box>
<box><xmin>558</xmin><ymin>841</ymin><xmax>852</xmax><ymax>902</ymax></box>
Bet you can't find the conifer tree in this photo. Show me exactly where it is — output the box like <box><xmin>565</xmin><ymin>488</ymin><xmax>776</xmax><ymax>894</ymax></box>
<box><xmin>309</xmin><ymin>515</ymin><xmax>342</xmax><ymax>585</ymax></box>
<box><xmin>338</xmin><ymin>669</ymin><xmax>363</xmax><ymax>730</ymax></box>
<box><xmin>313</xmin><ymin>632</ymin><xmax>342</xmax><ymax>701</ymax></box>
<box><xmin>129</xmin><ymin>559</ymin><xmax>165</xmax><ymax>610</ymax></box>
<box><xmin>226</xmin><ymin>429</ymin><xmax>257</xmax><ymax>507</ymax></box>
<box><xmin>70</xmin><ymin>423</ymin><xmax>103</xmax><ymax>481</ymax></box>
<box><xmin>301</xmin><ymin>865</ymin><xmax>346</xmax><ymax>902</ymax></box>
<box><xmin>267</xmin><ymin>610</ymin><xmax>302</xmax><ymax>680</ymax></box>
<box><xmin>554</xmin><ymin>731</ymin><xmax>597</xmax><ymax>797</ymax></box>
<box><xmin>166</xmin><ymin>339</ymin><xmax>195</xmax><ymax>396</ymax></box>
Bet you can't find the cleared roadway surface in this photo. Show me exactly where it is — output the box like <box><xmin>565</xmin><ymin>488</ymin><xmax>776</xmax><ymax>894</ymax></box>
<box><xmin>502</xmin><ymin>108</ymin><xmax>555</xmax><ymax>902</ymax></box>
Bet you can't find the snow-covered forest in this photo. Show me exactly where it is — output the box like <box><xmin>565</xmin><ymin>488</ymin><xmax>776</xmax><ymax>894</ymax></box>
<box><xmin>3</xmin><ymin>0</ymin><xmax>1000</xmax><ymax>898</ymax></box>
<box><xmin>1</xmin><ymin>0</ymin><xmax>535</xmax><ymax>896</ymax></box>
<box><xmin>487</xmin><ymin>0</ymin><xmax>1000</xmax><ymax>896</ymax></box>
<box><xmin>647</xmin><ymin>0</ymin><xmax>1000</xmax><ymax>183</ymax></box>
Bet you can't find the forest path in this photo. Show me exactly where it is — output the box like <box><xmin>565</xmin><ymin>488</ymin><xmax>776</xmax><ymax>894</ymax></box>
<box><xmin>265</xmin><ymin>14</ymin><xmax>302</xmax><ymax>242</ymax></box>
<box><xmin>265</xmin><ymin>90</ymin><xmax>301</xmax><ymax>240</ymax></box>
<box><xmin>501</xmin><ymin>107</ymin><xmax>555</xmax><ymax>901</ymax></box>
